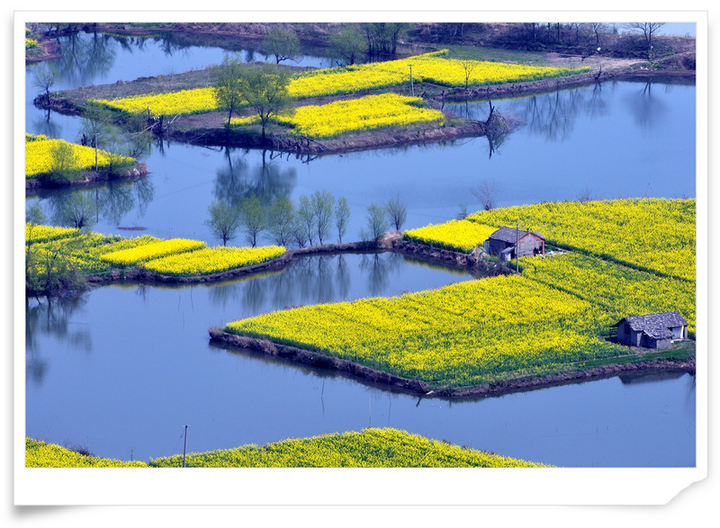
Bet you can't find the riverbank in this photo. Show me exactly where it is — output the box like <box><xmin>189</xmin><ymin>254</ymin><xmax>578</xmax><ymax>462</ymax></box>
<box><xmin>208</xmin><ymin>326</ymin><xmax>695</xmax><ymax>399</ymax></box>
<box><xmin>25</xmin><ymin>162</ymin><xmax>149</xmax><ymax>190</ymax></box>
<box><xmin>82</xmin><ymin>234</ymin><xmax>510</xmax><ymax>286</ymax></box>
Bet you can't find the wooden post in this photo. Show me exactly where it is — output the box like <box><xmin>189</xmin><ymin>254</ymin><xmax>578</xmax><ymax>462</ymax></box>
<box><xmin>516</xmin><ymin>224</ymin><xmax>519</xmax><ymax>273</ymax></box>
<box><xmin>409</xmin><ymin>64</ymin><xmax>414</xmax><ymax>97</ymax></box>
<box><xmin>182</xmin><ymin>424</ymin><xmax>189</xmax><ymax>468</ymax></box>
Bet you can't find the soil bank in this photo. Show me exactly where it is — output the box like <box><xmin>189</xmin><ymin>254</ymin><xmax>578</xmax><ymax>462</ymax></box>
<box><xmin>84</xmin><ymin>234</ymin><xmax>512</xmax><ymax>287</ymax></box>
<box><xmin>208</xmin><ymin>328</ymin><xmax>695</xmax><ymax>399</ymax></box>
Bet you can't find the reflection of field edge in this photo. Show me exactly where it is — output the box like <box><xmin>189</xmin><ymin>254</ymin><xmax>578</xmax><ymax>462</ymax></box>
<box><xmin>208</xmin><ymin>327</ymin><xmax>696</xmax><ymax>400</ymax></box>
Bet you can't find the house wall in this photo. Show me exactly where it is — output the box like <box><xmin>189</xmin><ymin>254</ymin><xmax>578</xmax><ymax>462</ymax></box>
<box><xmin>670</xmin><ymin>325</ymin><xmax>685</xmax><ymax>339</ymax></box>
<box><xmin>487</xmin><ymin>239</ymin><xmax>512</xmax><ymax>257</ymax></box>
<box><xmin>516</xmin><ymin>236</ymin><xmax>544</xmax><ymax>258</ymax></box>
<box><xmin>617</xmin><ymin>322</ymin><xmax>641</xmax><ymax>346</ymax></box>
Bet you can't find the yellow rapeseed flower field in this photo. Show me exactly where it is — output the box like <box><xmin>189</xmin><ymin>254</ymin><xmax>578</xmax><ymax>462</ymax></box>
<box><xmin>99</xmin><ymin>239</ymin><xmax>207</xmax><ymax>266</ymax></box>
<box><xmin>266</xmin><ymin>93</ymin><xmax>444</xmax><ymax>138</ymax></box>
<box><xmin>90</xmin><ymin>50</ymin><xmax>589</xmax><ymax>117</ymax></box>
<box><xmin>25</xmin><ymin>438</ymin><xmax>148</xmax><ymax>467</ymax></box>
<box><xmin>142</xmin><ymin>245</ymin><xmax>286</xmax><ymax>276</ymax></box>
<box><xmin>90</xmin><ymin>87</ymin><xmax>218</xmax><ymax>116</ymax></box>
<box><xmin>520</xmin><ymin>252</ymin><xmax>696</xmax><ymax>336</ymax></box>
<box><xmin>404</xmin><ymin>219</ymin><xmax>497</xmax><ymax>253</ymax></box>
<box><xmin>468</xmin><ymin>198</ymin><xmax>696</xmax><ymax>282</ymax></box>
<box><xmin>225</xmin><ymin>275</ymin><xmax>626</xmax><ymax>388</ymax></box>
<box><xmin>25</xmin><ymin>136</ymin><xmax>134</xmax><ymax>178</ymax></box>
<box><xmin>27</xmin><ymin>429</ymin><xmax>553</xmax><ymax>467</ymax></box>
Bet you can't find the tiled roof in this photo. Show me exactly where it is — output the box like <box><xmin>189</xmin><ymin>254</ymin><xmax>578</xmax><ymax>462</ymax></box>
<box><xmin>616</xmin><ymin>311</ymin><xmax>687</xmax><ymax>339</ymax></box>
<box><xmin>488</xmin><ymin>226</ymin><xmax>544</xmax><ymax>243</ymax></box>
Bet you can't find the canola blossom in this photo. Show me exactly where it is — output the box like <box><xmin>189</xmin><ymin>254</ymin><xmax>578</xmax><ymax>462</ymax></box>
<box><xmin>27</xmin><ymin>429</ymin><xmax>552</xmax><ymax>468</ymax></box>
<box><xmin>26</xmin><ymin>224</ymin><xmax>79</xmax><ymax>244</ymax></box>
<box><xmin>25</xmin><ymin>438</ymin><xmax>148</xmax><ymax>468</ymax></box>
<box><xmin>468</xmin><ymin>198</ymin><xmax>696</xmax><ymax>282</ymax></box>
<box><xmin>225</xmin><ymin>275</ymin><xmax>626</xmax><ymax>389</ymax></box>
<box><xmin>288</xmin><ymin>50</ymin><xmax>589</xmax><ymax>98</ymax></box>
<box><xmin>25</xmin><ymin>227</ymin><xmax>286</xmax><ymax>279</ymax></box>
<box><xmin>89</xmin><ymin>51</ymin><xmax>590</xmax><ymax>118</ymax></box>
<box><xmin>520</xmin><ymin>253</ymin><xmax>696</xmax><ymax>336</ymax></box>
<box><xmin>25</xmin><ymin>136</ymin><xmax>134</xmax><ymax>178</ymax></box>
<box><xmin>404</xmin><ymin>219</ymin><xmax>497</xmax><ymax>253</ymax></box>
<box><xmin>142</xmin><ymin>245</ymin><xmax>286</xmax><ymax>277</ymax></box>
<box><xmin>90</xmin><ymin>87</ymin><xmax>218</xmax><ymax>116</ymax></box>
<box><xmin>265</xmin><ymin>93</ymin><xmax>444</xmax><ymax>138</ymax></box>
<box><xmin>149</xmin><ymin>428</ymin><xmax>553</xmax><ymax>468</ymax></box>
<box><xmin>99</xmin><ymin>238</ymin><xmax>207</xmax><ymax>266</ymax></box>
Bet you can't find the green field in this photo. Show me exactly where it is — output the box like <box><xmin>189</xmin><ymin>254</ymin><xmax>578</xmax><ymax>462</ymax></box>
<box><xmin>26</xmin><ymin>429</ymin><xmax>553</xmax><ymax>468</ymax></box>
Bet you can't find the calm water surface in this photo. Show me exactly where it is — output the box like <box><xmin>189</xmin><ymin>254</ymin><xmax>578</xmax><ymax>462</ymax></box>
<box><xmin>25</xmin><ymin>254</ymin><xmax>696</xmax><ymax>467</ymax></box>
<box><xmin>23</xmin><ymin>31</ymin><xmax>697</xmax><ymax>467</ymax></box>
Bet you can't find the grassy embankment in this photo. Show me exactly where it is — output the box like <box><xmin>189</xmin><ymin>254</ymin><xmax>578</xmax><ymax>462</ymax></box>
<box><xmin>26</xmin><ymin>428</ymin><xmax>553</xmax><ymax>468</ymax></box>
<box><xmin>220</xmin><ymin>198</ymin><xmax>696</xmax><ymax>392</ymax></box>
<box><xmin>87</xmin><ymin>50</ymin><xmax>590</xmax><ymax>140</ymax></box>
<box><xmin>25</xmin><ymin>225</ymin><xmax>285</xmax><ymax>291</ymax></box>
<box><xmin>25</xmin><ymin>133</ymin><xmax>136</xmax><ymax>183</ymax></box>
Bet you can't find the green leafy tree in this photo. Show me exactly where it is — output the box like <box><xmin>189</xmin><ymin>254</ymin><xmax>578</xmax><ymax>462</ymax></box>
<box><xmin>296</xmin><ymin>194</ymin><xmax>316</xmax><ymax>246</ymax></box>
<box><xmin>241</xmin><ymin>63</ymin><xmax>294</xmax><ymax>142</ymax></box>
<box><xmin>267</xmin><ymin>195</ymin><xmax>296</xmax><ymax>246</ymax></box>
<box><xmin>212</xmin><ymin>53</ymin><xmax>246</xmax><ymax>131</ymax></box>
<box><xmin>238</xmin><ymin>195</ymin><xmax>266</xmax><ymax>247</ymax></box>
<box><xmin>360</xmin><ymin>23</ymin><xmax>410</xmax><ymax>56</ymax></box>
<box><xmin>263</xmin><ymin>27</ymin><xmax>300</xmax><ymax>64</ymax></box>
<box><xmin>311</xmin><ymin>189</ymin><xmax>335</xmax><ymax>245</ymax></box>
<box><xmin>334</xmin><ymin>196</ymin><xmax>351</xmax><ymax>243</ymax></box>
<box><xmin>361</xmin><ymin>202</ymin><xmax>389</xmax><ymax>242</ymax></box>
<box><xmin>25</xmin><ymin>203</ymin><xmax>47</xmax><ymax>292</ymax></box>
<box><xmin>329</xmin><ymin>25</ymin><xmax>365</xmax><ymax>65</ymax></box>
<box><xmin>204</xmin><ymin>200</ymin><xmax>240</xmax><ymax>246</ymax></box>
<box><xmin>48</xmin><ymin>141</ymin><xmax>79</xmax><ymax>183</ymax></box>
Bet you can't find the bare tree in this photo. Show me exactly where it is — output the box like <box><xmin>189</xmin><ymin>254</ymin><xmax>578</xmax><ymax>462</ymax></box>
<box><xmin>576</xmin><ymin>187</ymin><xmax>594</xmax><ymax>203</ymax></box>
<box><xmin>459</xmin><ymin>56</ymin><xmax>477</xmax><ymax>90</ymax></box>
<box><xmin>472</xmin><ymin>179</ymin><xmax>498</xmax><ymax>211</ymax></box>
<box><xmin>384</xmin><ymin>194</ymin><xmax>407</xmax><ymax>231</ymax></box>
<box><xmin>625</xmin><ymin>22</ymin><xmax>666</xmax><ymax>60</ymax></box>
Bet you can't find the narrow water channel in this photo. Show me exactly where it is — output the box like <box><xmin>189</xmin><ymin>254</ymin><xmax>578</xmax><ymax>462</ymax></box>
<box><xmin>23</xmin><ymin>30</ymin><xmax>697</xmax><ymax>468</ymax></box>
<box><xmin>25</xmin><ymin>252</ymin><xmax>695</xmax><ymax>467</ymax></box>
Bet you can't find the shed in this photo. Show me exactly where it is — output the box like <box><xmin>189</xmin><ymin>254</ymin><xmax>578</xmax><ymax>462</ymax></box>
<box><xmin>612</xmin><ymin>311</ymin><xmax>688</xmax><ymax>349</ymax></box>
<box><xmin>484</xmin><ymin>226</ymin><xmax>545</xmax><ymax>261</ymax></box>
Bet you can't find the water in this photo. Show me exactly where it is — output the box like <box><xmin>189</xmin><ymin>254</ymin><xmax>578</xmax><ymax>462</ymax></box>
<box><xmin>25</xmin><ymin>261</ymin><xmax>695</xmax><ymax>467</ymax></box>
<box><xmin>22</xmin><ymin>30</ymin><xmax>697</xmax><ymax>467</ymax></box>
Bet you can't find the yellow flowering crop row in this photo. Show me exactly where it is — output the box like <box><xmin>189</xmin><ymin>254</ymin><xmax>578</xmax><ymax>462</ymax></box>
<box><xmin>26</xmin><ymin>224</ymin><xmax>79</xmax><ymax>244</ymax></box>
<box><xmin>25</xmin><ymin>136</ymin><xmax>134</xmax><ymax>178</ymax></box>
<box><xmin>27</xmin><ymin>429</ymin><xmax>552</xmax><ymax>467</ymax></box>
<box><xmin>25</xmin><ymin>438</ymin><xmax>148</xmax><ymax>467</ymax></box>
<box><xmin>142</xmin><ymin>245</ymin><xmax>286</xmax><ymax>277</ymax></box>
<box><xmin>149</xmin><ymin>428</ymin><xmax>553</xmax><ymax>468</ymax></box>
<box><xmin>520</xmin><ymin>253</ymin><xmax>696</xmax><ymax>336</ymax></box>
<box><xmin>90</xmin><ymin>50</ymin><xmax>589</xmax><ymax>117</ymax></box>
<box><xmin>100</xmin><ymin>238</ymin><xmax>206</xmax><ymax>266</ymax></box>
<box><xmin>264</xmin><ymin>93</ymin><xmax>444</xmax><ymax>138</ymax></box>
<box><xmin>288</xmin><ymin>50</ymin><xmax>589</xmax><ymax>98</ymax></box>
<box><xmin>25</xmin><ymin>226</ymin><xmax>285</xmax><ymax>279</ymax></box>
<box><xmin>89</xmin><ymin>87</ymin><xmax>219</xmax><ymax>116</ymax></box>
<box><xmin>225</xmin><ymin>275</ymin><xmax>626</xmax><ymax>389</ymax></box>
<box><xmin>468</xmin><ymin>198</ymin><xmax>696</xmax><ymax>282</ymax></box>
<box><xmin>404</xmin><ymin>219</ymin><xmax>498</xmax><ymax>253</ymax></box>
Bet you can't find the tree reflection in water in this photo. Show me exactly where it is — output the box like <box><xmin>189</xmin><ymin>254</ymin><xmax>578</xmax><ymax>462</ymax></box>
<box><xmin>26</xmin><ymin>294</ymin><xmax>92</xmax><ymax>387</ymax></box>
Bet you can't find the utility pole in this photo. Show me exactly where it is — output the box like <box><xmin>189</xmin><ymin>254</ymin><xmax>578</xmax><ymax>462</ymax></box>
<box><xmin>409</xmin><ymin>64</ymin><xmax>414</xmax><ymax>97</ymax></box>
<box><xmin>182</xmin><ymin>424</ymin><xmax>189</xmax><ymax>468</ymax></box>
<box><xmin>516</xmin><ymin>223</ymin><xmax>520</xmax><ymax>273</ymax></box>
